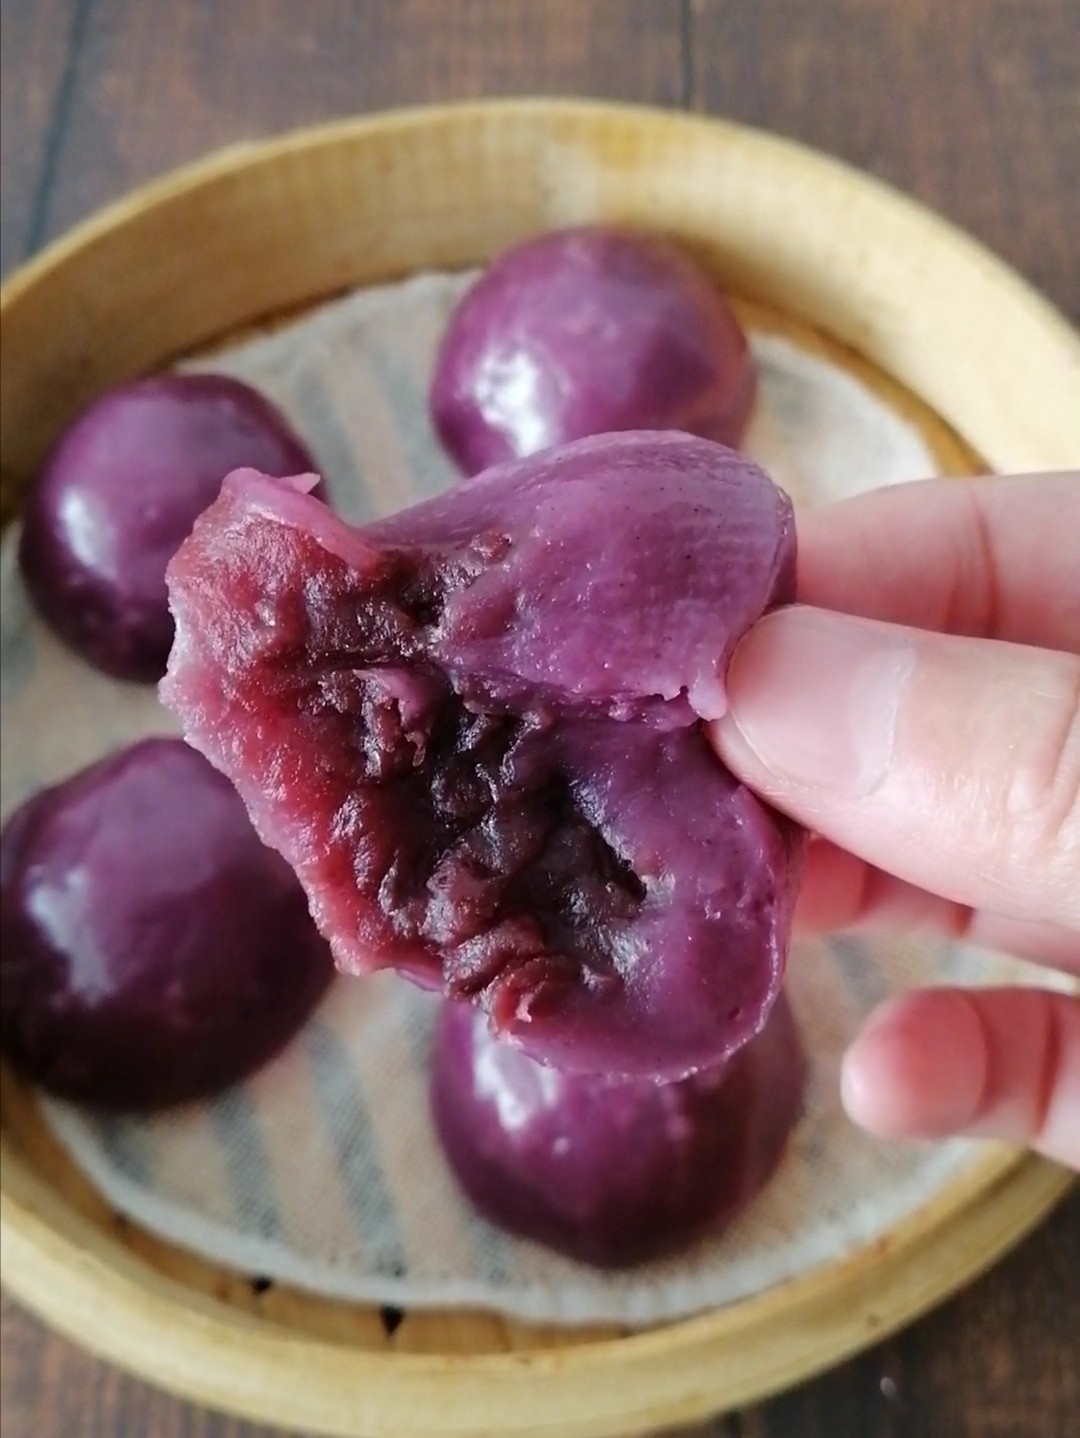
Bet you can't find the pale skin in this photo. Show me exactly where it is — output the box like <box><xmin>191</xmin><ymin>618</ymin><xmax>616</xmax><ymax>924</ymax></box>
<box><xmin>708</xmin><ymin>473</ymin><xmax>1080</xmax><ymax>1170</ymax></box>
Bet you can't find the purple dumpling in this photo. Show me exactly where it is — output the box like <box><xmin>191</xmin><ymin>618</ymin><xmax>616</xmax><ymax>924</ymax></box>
<box><xmin>19</xmin><ymin>374</ymin><xmax>315</xmax><ymax>682</ymax></box>
<box><xmin>431</xmin><ymin>996</ymin><xmax>806</xmax><ymax>1268</ymax></box>
<box><xmin>161</xmin><ymin>432</ymin><xmax>800</xmax><ymax>1080</ymax></box>
<box><xmin>431</xmin><ymin>226</ymin><xmax>756</xmax><ymax>476</ymax></box>
<box><xmin>0</xmin><ymin>739</ymin><xmax>334</xmax><ymax>1109</ymax></box>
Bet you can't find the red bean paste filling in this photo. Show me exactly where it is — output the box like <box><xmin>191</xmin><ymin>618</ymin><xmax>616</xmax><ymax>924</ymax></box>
<box><xmin>279</xmin><ymin>531</ymin><xmax>647</xmax><ymax>995</ymax></box>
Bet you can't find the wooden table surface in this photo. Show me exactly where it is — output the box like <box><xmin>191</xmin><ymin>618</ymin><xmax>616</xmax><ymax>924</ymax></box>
<box><xmin>1</xmin><ymin>2</ymin><xmax>1077</xmax><ymax>1435</ymax></box>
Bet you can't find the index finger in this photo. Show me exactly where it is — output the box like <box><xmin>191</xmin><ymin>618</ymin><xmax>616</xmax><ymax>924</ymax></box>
<box><xmin>796</xmin><ymin>474</ymin><xmax>1080</xmax><ymax>653</ymax></box>
<box><xmin>794</xmin><ymin>836</ymin><xmax>1080</xmax><ymax>971</ymax></box>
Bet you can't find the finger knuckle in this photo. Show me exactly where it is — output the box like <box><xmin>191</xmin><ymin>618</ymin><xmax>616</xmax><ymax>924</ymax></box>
<box><xmin>1010</xmin><ymin>658</ymin><xmax>1080</xmax><ymax>906</ymax></box>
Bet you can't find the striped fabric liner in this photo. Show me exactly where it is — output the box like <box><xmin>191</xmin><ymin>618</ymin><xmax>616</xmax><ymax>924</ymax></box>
<box><xmin>1</xmin><ymin>273</ymin><xmax>1047</xmax><ymax>1325</ymax></box>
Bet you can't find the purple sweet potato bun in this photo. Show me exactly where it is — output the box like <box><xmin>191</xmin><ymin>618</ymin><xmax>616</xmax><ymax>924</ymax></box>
<box><xmin>161</xmin><ymin>432</ymin><xmax>801</xmax><ymax>1080</ymax></box>
<box><xmin>0</xmin><ymin>738</ymin><xmax>333</xmax><ymax>1109</ymax></box>
<box><xmin>19</xmin><ymin>374</ymin><xmax>315</xmax><ymax>682</ymax></box>
<box><xmin>431</xmin><ymin>996</ymin><xmax>806</xmax><ymax>1268</ymax></box>
<box><xmin>431</xmin><ymin>226</ymin><xmax>756</xmax><ymax>476</ymax></box>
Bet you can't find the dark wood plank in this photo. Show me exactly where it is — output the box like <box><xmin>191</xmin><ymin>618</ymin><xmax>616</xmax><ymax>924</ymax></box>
<box><xmin>32</xmin><ymin>0</ymin><xmax>685</xmax><ymax>247</ymax></box>
<box><xmin>0</xmin><ymin>0</ymin><xmax>85</xmax><ymax>274</ymax></box>
<box><xmin>690</xmin><ymin>0</ymin><xmax>1080</xmax><ymax>321</ymax></box>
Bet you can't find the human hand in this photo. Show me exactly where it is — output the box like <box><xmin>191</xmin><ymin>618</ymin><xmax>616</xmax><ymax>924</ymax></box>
<box><xmin>709</xmin><ymin>473</ymin><xmax>1080</xmax><ymax>1169</ymax></box>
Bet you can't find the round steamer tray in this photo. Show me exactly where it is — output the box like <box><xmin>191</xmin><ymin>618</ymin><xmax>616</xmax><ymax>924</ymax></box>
<box><xmin>1</xmin><ymin>100</ymin><xmax>1077</xmax><ymax>1438</ymax></box>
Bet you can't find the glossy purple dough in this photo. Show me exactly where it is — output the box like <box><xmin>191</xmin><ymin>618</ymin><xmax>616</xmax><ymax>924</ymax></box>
<box><xmin>431</xmin><ymin>226</ymin><xmax>757</xmax><ymax>476</ymax></box>
<box><xmin>0</xmin><ymin>739</ymin><xmax>334</xmax><ymax>1109</ymax></box>
<box><xmin>431</xmin><ymin>996</ymin><xmax>806</xmax><ymax>1268</ymax></box>
<box><xmin>162</xmin><ymin>433</ymin><xmax>800</xmax><ymax>1080</ymax></box>
<box><xmin>19</xmin><ymin>374</ymin><xmax>315</xmax><ymax>683</ymax></box>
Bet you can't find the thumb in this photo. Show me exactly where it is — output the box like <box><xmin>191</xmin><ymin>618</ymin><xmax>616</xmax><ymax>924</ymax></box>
<box><xmin>709</xmin><ymin>607</ymin><xmax>1080</xmax><ymax>930</ymax></box>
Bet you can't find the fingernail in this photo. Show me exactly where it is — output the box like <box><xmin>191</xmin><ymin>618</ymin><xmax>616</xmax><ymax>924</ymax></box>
<box><xmin>721</xmin><ymin>607</ymin><xmax>916</xmax><ymax>796</ymax></box>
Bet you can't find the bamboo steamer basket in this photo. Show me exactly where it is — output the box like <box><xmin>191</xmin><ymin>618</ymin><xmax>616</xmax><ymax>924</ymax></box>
<box><xmin>1</xmin><ymin>100</ymin><xmax>1076</xmax><ymax>1438</ymax></box>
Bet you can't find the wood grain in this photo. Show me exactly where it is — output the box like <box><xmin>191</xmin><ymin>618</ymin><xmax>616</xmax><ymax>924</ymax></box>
<box><xmin>0</xmin><ymin>0</ymin><xmax>87</xmax><ymax>274</ymax></box>
<box><xmin>1</xmin><ymin>1</ymin><xmax>1077</xmax><ymax>1435</ymax></box>
<box><xmin>690</xmin><ymin>0</ymin><xmax>1080</xmax><ymax>323</ymax></box>
<box><xmin>13</xmin><ymin>0</ymin><xmax>686</xmax><ymax>258</ymax></box>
